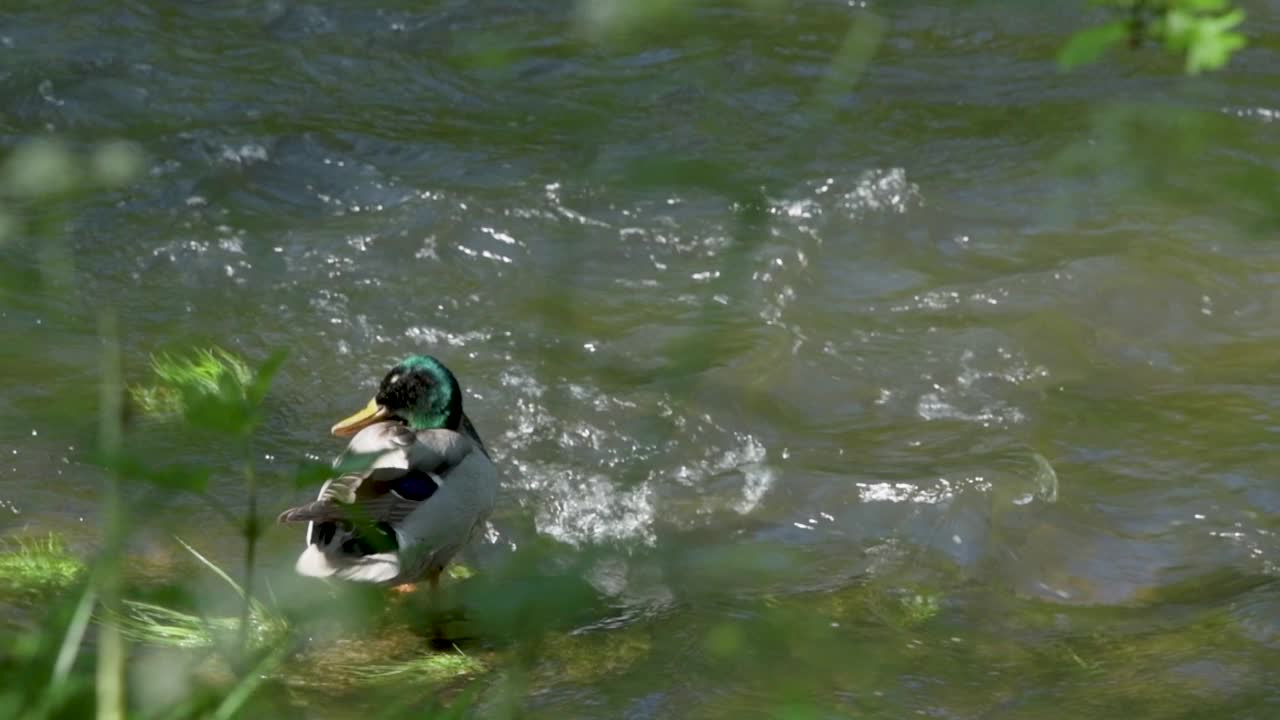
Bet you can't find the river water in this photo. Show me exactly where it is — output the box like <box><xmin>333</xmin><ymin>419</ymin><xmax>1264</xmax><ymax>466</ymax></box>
<box><xmin>2</xmin><ymin>1</ymin><xmax>1279</xmax><ymax>718</ymax></box>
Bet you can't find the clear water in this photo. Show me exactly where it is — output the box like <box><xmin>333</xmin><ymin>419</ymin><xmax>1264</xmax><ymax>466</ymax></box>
<box><xmin>2</xmin><ymin>1</ymin><xmax>1279</xmax><ymax>717</ymax></box>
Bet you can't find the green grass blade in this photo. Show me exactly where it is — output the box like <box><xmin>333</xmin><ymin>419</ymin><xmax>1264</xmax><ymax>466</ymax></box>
<box><xmin>51</xmin><ymin>585</ymin><xmax>97</xmax><ymax>683</ymax></box>
<box><xmin>175</xmin><ymin>537</ymin><xmax>244</xmax><ymax>599</ymax></box>
<box><xmin>211</xmin><ymin>646</ymin><xmax>285</xmax><ymax>720</ymax></box>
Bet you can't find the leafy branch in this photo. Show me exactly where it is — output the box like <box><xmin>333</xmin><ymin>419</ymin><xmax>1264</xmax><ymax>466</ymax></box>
<box><xmin>1060</xmin><ymin>0</ymin><xmax>1246</xmax><ymax>74</ymax></box>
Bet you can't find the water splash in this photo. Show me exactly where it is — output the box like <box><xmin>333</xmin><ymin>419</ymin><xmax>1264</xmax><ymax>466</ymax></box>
<box><xmin>521</xmin><ymin>463</ymin><xmax>656</xmax><ymax>547</ymax></box>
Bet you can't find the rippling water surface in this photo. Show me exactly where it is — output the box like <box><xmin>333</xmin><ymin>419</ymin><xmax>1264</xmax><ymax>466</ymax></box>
<box><xmin>3</xmin><ymin>1</ymin><xmax>1280</xmax><ymax>717</ymax></box>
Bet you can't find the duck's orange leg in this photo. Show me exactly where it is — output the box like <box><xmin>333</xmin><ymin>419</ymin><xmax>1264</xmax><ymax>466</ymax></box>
<box><xmin>390</xmin><ymin>568</ymin><xmax>441</xmax><ymax>595</ymax></box>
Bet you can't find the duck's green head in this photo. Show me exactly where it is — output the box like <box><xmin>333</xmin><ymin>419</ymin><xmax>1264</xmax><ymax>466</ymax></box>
<box><xmin>331</xmin><ymin>355</ymin><xmax>463</xmax><ymax>436</ymax></box>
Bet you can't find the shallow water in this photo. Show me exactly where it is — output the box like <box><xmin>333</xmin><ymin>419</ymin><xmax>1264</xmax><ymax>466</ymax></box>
<box><xmin>3</xmin><ymin>1</ymin><xmax>1280</xmax><ymax>717</ymax></box>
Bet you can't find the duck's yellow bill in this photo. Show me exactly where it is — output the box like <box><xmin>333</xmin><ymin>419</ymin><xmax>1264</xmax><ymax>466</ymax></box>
<box><xmin>331</xmin><ymin>397</ymin><xmax>390</xmax><ymax>437</ymax></box>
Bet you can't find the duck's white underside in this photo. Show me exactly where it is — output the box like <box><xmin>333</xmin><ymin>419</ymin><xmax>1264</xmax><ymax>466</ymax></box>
<box><xmin>295</xmin><ymin>522</ymin><xmax>407</xmax><ymax>584</ymax></box>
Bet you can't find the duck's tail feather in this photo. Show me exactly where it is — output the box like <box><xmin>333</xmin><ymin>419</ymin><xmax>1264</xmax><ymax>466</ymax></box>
<box><xmin>294</xmin><ymin>520</ymin><xmax>403</xmax><ymax>584</ymax></box>
<box><xmin>295</xmin><ymin>545</ymin><xmax>401</xmax><ymax>583</ymax></box>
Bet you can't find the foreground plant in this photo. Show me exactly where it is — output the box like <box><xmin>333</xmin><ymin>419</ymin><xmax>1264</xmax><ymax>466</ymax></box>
<box><xmin>128</xmin><ymin>348</ymin><xmax>254</xmax><ymax>420</ymax></box>
<box><xmin>0</xmin><ymin>535</ymin><xmax>85</xmax><ymax>602</ymax></box>
<box><xmin>1060</xmin><ymin>0</ymin><xmax>1247</xmax><ymax>74</ymax></box>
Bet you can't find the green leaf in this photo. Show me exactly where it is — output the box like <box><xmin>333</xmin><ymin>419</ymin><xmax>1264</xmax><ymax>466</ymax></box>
<box><xmin>816</xmin><ymin>12</ymin><xmax>887</xmax><ymax>102</ymax></box>
<box><xmin>1184</xmin><ymin>9</ymin><xmax>1246</xmax><ymax>74</ymax></box>
<box><xmin>51</xmin><ymin>584</ymin><xmax>96</xmax><ymax>683</ymax></box>
<box><xmin>132</xmin><ymin>347</ymin><xmax>254</xmax><ymax>421</ymax></box>
<box><xmin>89</xmin><ymin>141</ymin><xmax>144</xmax><ymax>188</ymax></box>
<box><xmin>179</xmin><ymin>382</ymin><xmax>250</xmax><ymax>435</ymax></box>
<box><xmin>1058</xmin><ymin>21</ymin><xmax>1128</xmax><ymax>71</ymax></box>
<box><xmin>211</xmin><ymin>645</ymin><xmax>286</xmax><ymax>720</ymax></box>
<box><xmin>576</xmin><ymin>0</ymin><xmax>693</xmax><ymax>43</ymax></box>
<box><xmin>1178</xmin><ymin>0</ymin><xmax>1231</xmax><ymax>12</ymax></box>
<box><xmin>175</xmin><ymin>537</ymin><xmax>244</xmax><ymax>599</ymax></box>
<box><xmin>0</xmin><ymin>210</ymin><xmax>15</xmax><ymax>244</ymax></box>
<box><xmin>1</xmin><ymin>139</ymin><xmax>78</xmax><ymax>199</ymax></box>
<box><xmin>135</xmin><ymin>346</ymin><xmax>286</xmax><ymax>435</ymax></box>
<box><xmin>292</xmin><ymin>460</ymin><xmax>333</xmax><ymax>489</ymax></box>
<box><xmin>246</xmin><ymin>349</ymin><xmax>288</xmax><ymax>409</ymax></box>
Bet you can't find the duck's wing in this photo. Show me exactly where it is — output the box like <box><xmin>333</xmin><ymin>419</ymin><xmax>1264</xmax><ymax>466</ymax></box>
<box><xmin>276</xmin><ymin>422</ymin><xmax>471</xmax><ymax>530</ymax></box>
<box><xmin>275</xmin><ymin>467</ymin><xmax>432</xmax><ymax>528</ymax></box>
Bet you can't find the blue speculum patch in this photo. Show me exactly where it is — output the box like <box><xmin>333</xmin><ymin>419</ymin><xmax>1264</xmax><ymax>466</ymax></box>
<box><xmin>392</xmin><ymin>470</ymin><xmax>439</xmax><ymax>501</ymax></box>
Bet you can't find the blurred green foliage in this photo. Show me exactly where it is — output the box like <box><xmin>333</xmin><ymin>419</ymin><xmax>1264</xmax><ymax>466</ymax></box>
<box><xmin>1060</xmin><ymin>0</ymin><xmax>1246</xmax><ymax>73</ymax></box>
<box><xmin>129</xmin><ymin>349</ymin><xmax>254</xmax><ymax>421</ymax></box>
<box><xmin>0</xmin><ymin>535</ymin><xmax>85</xmax><ymax>602</ymax></box>
<box><xmin>0</xmin><ymin>138</ymin><xmax>143</xmax><ymax>245</ymax></box>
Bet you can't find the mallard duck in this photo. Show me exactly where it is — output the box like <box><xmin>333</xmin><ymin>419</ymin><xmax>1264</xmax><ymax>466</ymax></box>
<box><xmin>277</xmin><ymin>355</ymin><xmax>497</xmax><ymax>593</ymax></box>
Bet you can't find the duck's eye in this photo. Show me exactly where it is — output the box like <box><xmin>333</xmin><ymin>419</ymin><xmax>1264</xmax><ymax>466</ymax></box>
<box><xmin>386</xmin><ymin>373</ymin><xmax>401</xmax><ymax>385</ymax></box>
